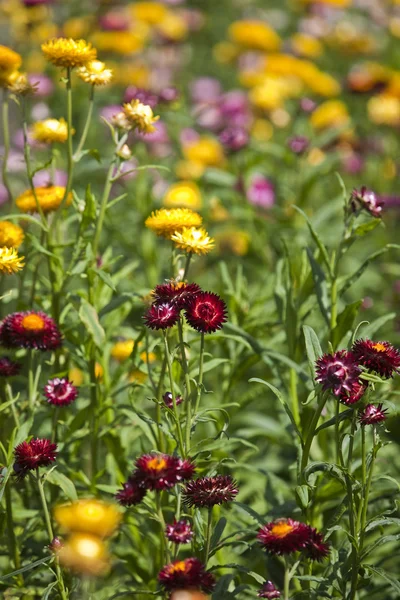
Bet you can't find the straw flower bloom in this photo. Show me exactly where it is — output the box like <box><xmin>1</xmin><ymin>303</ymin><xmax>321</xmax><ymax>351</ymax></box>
<box><xmin>16</xmin><ymin>186</ymin><xmax>71</xmax><ymax>214</ymax></box>
<box><xmin>14</xmin><ymin>438</ymin><xmax>57</xmax><ymax>477</ymax></box>
<box><xmin>54</xmin><ymin>499</ymin><xmax>121</xmax><ymax>538</ymax></box>
<box><xmin>359</xmin><ymin>403</ymin><xmax>388</xmax><ymax>426</ymax></box>
<box><xmin>0</xmin><ymin>311</ymin><xmax>62</xmax><ymax>351</ymax></box>
<box><xmin>77</xmin><ymin>60</ymin><xmax>113</xmax><ymax>86</ymax></box>
<box><xmin>58</xmin><ymin>533</ymin><xmax>110</xmax><ymax>576</ymax></box>
<box><xmin>165</xmin><ymin>519</ymin><xmax>193</xmax><ymax>544</ymax></box>
<box><xmin>152</xmin><ymin>281</ymin><xmax>202</xmax><ymax>309</ymax></box>
<box><xmin>183</xmin><ymin>475</ymin><xmax>238</xmax><ymax>508</ymax></box>
<box><xmin>315</xmin><ymin>351</ymin><xmax>362</xmax><ymax>398</ymax></box>
<box><xmin>0</xmin><ymin>247</ymin><xmax>24</xmax><ymax>275</ymax></box>
<box><xmin>352</xmin><ymin>339</ymin><xmax>400</xmax><ymax>378</ymax></box>
<box><xmin>258</xmin><ymin>581</ymin><xmax>281</xmax><ymax>598</ymax></box>
<box><xmin>32</xmin><ymin>118</ymin><xmax>69</xmax><ymax>144</ymax></box>
<box><xmin>171</xmin><ymin>227</ymin><xmax>215</xmax><ymax>256</ymax></box>
<box><xmin>144</xmin><ymin>303</ymin><xmax>180</xmax><ymax>330</ymax></box>
<box><xmin>158</xmin><ymin>558</ymin><xmax>216</xmax><ymax>594</ymax></box>
<box><xmin>184</xmin><ymin>292</ymin><xmax>227</xmax><ymax>333</ymax></box>
<box><xmin>257</xmin><ymin>519</ymin><xmax>311</xmax><ymax>556</ymax></box>
<box><xmin>44</xmin><ymin>377</ymin><xmax>78</xmax><ymax>407</ymax></box>
<box><xmin>6</xmin><ymin>72</ymin><xmax>37</xmax><ymax>96</ymax></box>
<box><xmin>116</xmin><ymin>476</ymin><xmax>147</xmax><ymax>506</ymax></box>
<box><xmin>41</xmin><ymin>38</ymin><xmax>97</xmax><ymax>68</ymax></box>
<box><xmin>0</xmin><ymin>221</ymin><xmax>24</xmax><ymax>248</ymax></box>
<box><xmin>0</xmin><ymin>357</ymin><xmax>21</xmax><ymax>377</ymax></box>
<box><xmin>164</xmin><ymin>181</ymin><xmax>202</xmax><ymax>209</ymax></box>
<box><xmin>122</xmin><ymin>99</ymin><xmax>159</xmax><ymax>133</ymax></box>
<box><xmin>0</xmin><ymin>45</ymin><xmax>22</xmax><ymax>86</ymax></box>
<box><xmin>145</xmin><ymin>208</ymin><xmax>202</xmax><ymax>238</ymax></box>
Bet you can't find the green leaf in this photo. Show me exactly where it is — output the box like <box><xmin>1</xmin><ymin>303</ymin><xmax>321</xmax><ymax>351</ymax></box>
<box><xmin>358</xmin><ymin>313</ymin><xmax>396</xmax><ymax>340</ymax></box>
<box><xmin>306</xmin><ymin>248</ymin><xmax>330</xmax><ymax>325</ymax></box>
<box><xmin>331</xmin><ymin>300</ymin><xmax>362</xmax><ymax>349</ymax></box>
<box><xmin>88</xmin><ymin>148</ymin><xmax>102</xmax><ymax>162</ymax></box>
<box><xmin>89</xmin><ymin>268</ymin><xmax>116</xmax><ymax>292</ymax></box>
<box><xmin>210</xmin><ymin>517</ymin><xmax>227</xmax><ymax>550</ymax></box>
<box><xmin>0</xmin><ymin>556</ymin><xmax>53</xmax><ymax>582</ymax></box>
<box><xmin>340</xmin><ymin>247</ymin><xmax>389</xmax><ymax>296</ymax></box>
<box><xmin>353</xmin><ymin>219</ymin><xmax>381</xmax><ymax>237</ymax></box>
<box><xmin>364</xmin><ymin>565</ymin><xmax>400</xmax><ymax>593</ymax></box>
<box><xmin>293</xmin><ymin>206</ymin><xmax>332</xmax><ymax>276</ymax></box>
<box><xmin>189</xmin><ymin>358</ymin><xmax>229</xmax><ymax>378</ymax></box>
<box><xmin>46</xmin><ymin>469</ymin><xmax>78</xmax><ymax>501</ymax></box>
<box><xmin>79</xmin><ymin>299</ymin><xmax>105</xmax><ymax>348</ymax></box>
<box><xmin>303</xmin><ymin>325</ymin><xmax>323</xmax><ymax>378</ymax></box>
<box><xmin>295</xmin><ymin>485</ymin><xmax>310</xmax><ymax>509</ymax></box>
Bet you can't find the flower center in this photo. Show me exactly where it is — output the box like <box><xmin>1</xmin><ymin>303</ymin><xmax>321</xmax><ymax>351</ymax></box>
<box><xmin>78</xmin><ymin>502</ymin><xmax>106</xmax><ymax>522</ymax></box>
<box><xmin>372</xmin><ymin>343</ymin><xmax>386</xmax><ymax>352</ymax></box>
<box><xmin>198</xmin><ymin>303</ymin><xmax>215</xmax><ymax>320</ymax></box>
<box><xmin>170</xmin><ymin>561</ymin><xmax>187</xmax><ymax>573</ymax></box>
<box><xmin>271</xmin><ymin>522</ymin><xmax>294</xmax><ymax>538</ymax></box>
<box><xmin>147</xmin><ymin>457</ymin><xmax>167</xmax><ymax>472</ymax></box>
<box><xmin>21</xmin><ymin>314</ymin><xmax>45</xmax><ymax>331</ymax></box>
<box><xmin>75</xmin><ymin>536</ymin><xmax>103</xmax><ymax>558</ymax></box>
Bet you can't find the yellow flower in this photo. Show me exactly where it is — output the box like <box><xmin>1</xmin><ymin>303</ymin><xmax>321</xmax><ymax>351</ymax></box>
<box><xmin>163</xmin><ymin>182</ymin><xmax>202</xmax><ymax>209</ymax></box>
<box><xmin>215</xmin><ymin>230</ymin><xmax>250</xmax><ymax>256</ymax></box>
<box><xmin>0</xmin><ymin>45</ymin><xmax>22</xmax><ymax>86</ymax></box>
<box><xmin>16</xmin><ymin>186</ymin><xmax>72</xmax><ymax>214</ymax></box>
<box><xmin>54</xmin><ymin>499</ymin><xmax>121</xmax><ymax>538</ymax></box>
<box><xmin>111</xmin><ymin>61</ymin><xmax>150</xmax><ymax>86</ymax></box>
<box><xmin>306</xmin><ymin>71</ymin><xmax>341</xmax><ymax>97</ymax></box>
<box><xmin>32</xmin><ymin>118</ymin><xmax>69</xmax><ymax>144</ymax></box>
<box><xmin>58</xmin><ymin>533</ymin><xmax>110</xmax><ymax>576</ymax></box>
<box><xmin>157</xmin><ymin>12</ymin><xmax>188</xmax><ymax>42</ymax></box>
<box><xmin>130</xmin><ymin>1</ymin><xmax>168</xmax><ymax>25</ymax></box>
<box><xmin>77</xmin><ymin>60</ymin><xmax>113</xmax><ymax>86</ymax></box>
<box><xmin>171</xmin><ymin>227</ymin><xmax>215</xmax><ymax>255</ymax></box>
<box><xmin>41</xmin><ymin>38</ymin><xmax>97</xmax><ymax>69</ymax></box>
<box><xmin>291</xmin><ymin>33</ymin><xmax>323</xmax><ymax>58</ymax></box>
<box><xmin>183</xmin><ymin>138</ymin><xmax>225</xmax><ymax>169</ymax></box>
<box><xmin>251</xmin><ymin>118</ymin><xmax>274</xmax><ymax>142</ymax></box>
<box><xmin>145</xmin><ymin>208</ymin><xmax>202</xmax><ymax>238</ymax></box>
<box><xmin>111</xmin><ymin>339</ymin><xmax>134</xmax><ymax>362</ymax></box>
<box><xmin>122</xmin><ymin>99</ymin><xmax>159</xmax><ymax>133</ymax></box>
<box><xmin>310</xmin><ymin>100</ymin><xmax>349</xmax><ymax>129</ymax></box>
<box><xmin>228</xmin><ymin>20</ymin><xmax>281</xmax><ymax>52</ymax></box>
<box><xmin>213</xmin><ymin>41</ymin><xmax>239</xmax><ymax>64</ymax></box>
<box><xmin>69</xmin><ymin>367</ymin><xmax>84</xmax><ymax>387</ymax></box>
<box><xmin>307</xmin><ymin>148</ymin><xmax>326</xmax><ymax>166</ymax></box>
<box><xmin>140</xmin><ymin>350</ymin><xmax>156</xmax><ymax>364</ymax></box>
<box><xmin>95</xmin><ymin>362</ymin><xmax>104</xmax><ymax>380</ymax></box>
<box><xmin>91</xmin><ymin>30</ymin><xmax>148</xmax><ymax>55</ymax></box>
<box><xmin>6</xmin><ymin>72</ymin><xmax>36</xmax><ymax>96</ymax></box>
<box><xmin>0</xmin><ymin>221</ymin><xmax>24</xmax><ymax>248</ymax></box>
<box><xmin>129</xmin><ymin>368</ymin><xmax>147</xmax><ymax>384</ymax></box>
<box><xmin>249</xmin><ymin>77</ymin><xmax>289</xmax><ymax>111</ymax></box>
<box><xmin>0</xmin><ymin>247</ymin><xmax>24</xmax><ymax>274</ymax></box>
<box><xmin>175</xmin><ymin>160</ymin><xmax>206</xmax><ymax>180</ymax></box>
<box><xmin>368</xmin><ymin>95</ymin><xmax>400</xmax><ymax>126</ymax></box>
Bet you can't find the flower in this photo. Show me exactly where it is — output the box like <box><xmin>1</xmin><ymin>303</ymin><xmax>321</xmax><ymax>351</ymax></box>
<box><xmin>41</xmin><ymin>38</ymin><xmax>97</xmax><ymax>68</ymax></box>
<box><xmin>351</xmin><ymin>187</ymin><xmax>383</xmax><ymax>218</ymax></box>
<box><xmin>6</xmin><ymin>72</ymin><xmax>37</xmax><ymax>96</ymax></box>
<box><xmin>16</xmin><ymin>186</ymin><xmax>72</xmax><ymax>214</ymax></box>
<box><xmin>183</xmin><ymin>475</ymin><xmax>238</xmax><ymax>508</ymax></box>
<box><xmin>48</xmin><ymin>537</ymin><xmax>64</xmax><ymax>553</ymax></box>
<box><xmin>359</xmin><ymin>403</ymin><xmax>388</xmax><ymax>426</ymax></box>
<box><xmin>184</xmin><ymin>292</ymin><xmax>227</xmax><ymax>333</ymax></box>
<box><xmin>183</xmin><ymin>137</ymin><xmax>225</xmax><ymax>169</ymax></box>
<box><xmin>0</xmin><ymin>356</ymin><xmax>21</xmax><ymax>377</ymax></box>
<box><xmin>288</xmin><ymin>135</ymin><xmax>309</xmax><ymax>155</ymax></box>
<box><xmin>0</xmin><ymin>221</ymin><xmax>24</xmax><ymax>248</ymax></box>
<box><xmin>145</xmin><ymin>208</ymin><xmax>202</xmax><ymax>238</ymax></box>
<box><xmin>122</xmin><ymin>100</ymin><xmax>159</xmax><ymax>133</ymax></box>
<box><xmin>164</xmin><ymin>182</ymin><xmax>202</xmax><ymax>210</ymax></box>
<box><xmin>171</xmin><ymin>227</ymin><xmax>215</xmax><ymax>256</ymax></box>
<box><xmin>257</xmin><ymin>519</ymin><xmax>310</xmax><ymax>555</ymax></box>
<box><xmin>310</xmin><ymin>100</ymin><xmax>349</xmax><ymax>130</ymax></box>
<box><xmin>315</xmin><ymin>351</ymin><xmax>361</xmax><ymax>397</ymax></box>
<box><xmin>54</xmin><ymin>500</ymin><xmax>121</xmax><ymax>538</ymax></box>
<box><xmin>228</xmin><ymin>20</ymin><xmax>281</xmax><ymax>52</ymax></box>
<box><xmin>14</xmin><ymin>438</ymin><xmax>57</xmax><ymax>477</ymax></box>
<box><xmin>0</xmin><ymin>45</ymin><xmax>22</xmax><ymax>86</ymax></box>
<box><xmin>0</xmin><ymin>311</ymin><xmax>62</xmax><ymax>351</ymax></box>
<box><xmin>219</xmin><ymin>127</ymin><xmax>249</xmax><ymax>152</ymax></box>
<box><xmin>158</xmin><ymin>558</ymin><xmax>216</xmax><ymax>594</ymax></box>
<box><xmin>77</xmin><ymin>60</ymin><xmax>113</xmax><ymax>86</ymax></box>
<box><xmin>163</xmin><ymin>391</ymin><xmax>184</xmax><ymax>409</ymax></box>
<box><xmin>111</xmin><ymin>339</ymin><xmax>135</xmax><ymax>362</ymax></box>
<box><xmin>44</xmin><ymin>377</ymin><xmax>78</xmax><ymax>406</ymax></box>
<box><xmin>152</xmin><ymin>281</ymin><xmax>202</xmax><ymax>309</ymax></box>
<box><xmin>116</xmin><ymin>476</ymin><xmax>147</xmax><ymax>506</ymax></box>
<box><xmin>165</xmin><ymin>519</ymin><xmax>193</xmax><ymax>544</ymax></box>
<box><xmin>246</xmin><ymin>175</ymin><xmax>275</xmax><ymax>209</ymax></box>
<box><xmin>258</xmin><ymin>581</ymin><xmax>281</xmax><ymax>598</ymax></box>
<box><xmin>32</xmin><ymin>118</ymin><xmax>69</xmax><ymax>144</ymax></box>
<box><xmin>0</xmin><ymin>247</ymin><xmax>24</xmax><ymax>275</ymax></box>
<box><xmin>352</xmin><ymin>339</ymin><xmax>400</xmax><ymax>378</ymax></box>
<box><xmin>134</xmin><ymin>453</ymin><xmax>195</xmax><ymax>490</ymax></box>
<box><xmin>339</xmin><ymin>380</ymin><xmax>366</xmax><ymax>406</ymax></box>
<box><xmin>304</xmin><ymin>528</ymin><xmax>330</xmax><ymax>561</ymax></box>
<box><xmin>58</xmin><ymin>533</ymin><xmax>110</xmax><ymax>576</ymax></box>
<box><xmin>144</xmin><ymin>303</ymin><xmax>180</xmax><ymax>330</ymax></box>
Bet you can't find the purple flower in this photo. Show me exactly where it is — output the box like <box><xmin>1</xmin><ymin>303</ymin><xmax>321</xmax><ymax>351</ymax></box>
<box><xmin>33</xmin><ymin>169</ymin><xmax>67</xmax><ymax>187</ymax></box>
<box><xmin>190</xmin><ymin>77</ymin><xmax>222</xmax><ymax>104</ymax></box>
<box><xmin>246</xmin><ymin>175</ymin><xmax>275</xmax><ymax>209</ymax></box>
<box><xmin>219</xmin><ymin>127</ymin><xmax>249</xmax><ymax>152</ymax></box>
<box><xmin>351</xmin><ymin>187</ymin><xmax>383</xmax><ymax>218</ymax></box>
<box><xmin>124</xmin><ymin>87</ymin><xmax>159</xmax><ymax>108</ymax></box>
<box><xmin>300</xmin><ymin>98</ymin><xmax>317</xmax><ymax>113</ymax></box>
<box><xmin>28</xmin><ymin>74</ymin><xmax>54</xmax><ymax>98</ymax></box>
<box><xmin>44</xmin><ymin>377</ymin><xmax>78</xmax><ymax>407</ymax></box>
<box><xmin>288</xmin><ymin>135</ymin><xmax>309</xmax><ymax>155</ymax></box>
<box><xmin>165</xmin><ymin>519</ymin><xmax>193</xmax><ymax>544</ymax></box>
<box><xmin>315</xmin><ymin>351</ymin><xmax>361</xmax><ymax>397</ymax></box>
<box><xmin>100</xmin><ymin>105</ymin><xmax>122</xmax><ymax>122</ymax></box>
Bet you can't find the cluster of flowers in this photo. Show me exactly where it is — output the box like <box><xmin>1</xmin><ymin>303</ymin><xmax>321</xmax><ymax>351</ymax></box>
<box><xmin>315</xmin><ymin>338</ymin><xmax>400</xmax><ymax>423</ymax></box>
<box><xmin>144</xmin><ymin>280</ymin><xmax>227</xmax><ymax>334</ymax></box>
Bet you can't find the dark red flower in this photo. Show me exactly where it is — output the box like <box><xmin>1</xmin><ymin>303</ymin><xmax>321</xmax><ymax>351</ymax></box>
<box><xmin>351</xmin><ymin>186</ymin><xmax>383</xmax><ymax>218</ymax></box>
<box><xmin>183</xmin><ymin>475</ymin><xmax>238</xmax><ymax>508</ymax></box>
<box><xmin>315</xmin><ymin>351</ymin><xmax>361</xmax><ymax>397</ymax></box>
<box><xmin>165</xmin><ymin>519</ymin><xmax>193</xmax><ymax>544</ymax></box>
<box><xmin>0</xmin><ymin>311</ymin><xmax>62</xmax><ymax>351</ymax></box>
<box><xmin>304</xmin><ymin>528</ymin><xmax>330</xmax><ymax>561</ymax></box>
<box><xmin>144</xmin><ymin>303</ymin><xmax>180</xmax><ymax>330</ymax></box>
<box><xmin>14</xmin><ymin>438</ymin><xmax>57</xmax><ymax>477</ymax></box>
<box><xmin>339</xmin><ymin>380</ymin><xmax>366</xmax><ymax>406</ymax></box>
<box><xmin>359</xmin><ymin>403</ymin><xmax>388</xmax><ymax>426</ymax></box>
<box><xmin>352</xmin><ymin>339</ymin><xmax>400</xmax><ymax>379</ymax></box>
<box><xmin>44</xmin><ymin>377</ymin><xmax>78</xmax><ymax>407</ymax></box>
<box><xmin>184</xmin><ymin>292</ymin><xmax>227</xmax><ymax>333</ymax></box>
<box><xmin>134</xmin><ymin>454</ymin><xmax>195</xmax><ymax>490</ymax></box>
<box><xmin>115</xmin><ymin>476</ymin><xmax>147</xmax><ymax>506</ymax></box>
<box><xmin>152</xmin><ymin>281</ymin><xmax>202</xmax><ymax>310</ymax></box>
<box><xmin>0</xmin><ymin>356</ymin><xmax>21</xmax><ymax>377</ymax></box>
<box><xmin>258</xmin><ymin>581</ymin><xmax>281</xmax><ymax>598</ymax></box>
<box><xmin>163</xmin><ymin>391</ymin><xmax>184</xmax><ymax>409</ymax></box>
<box><xmin>257</xmin><ymin>519</ymin><xmax>310</xmax><ymax>556</ymax></box>
<box><xmin>158</xmin><ymin>558</ymin><xmax>216</xmax><ymax>593</ymax></box>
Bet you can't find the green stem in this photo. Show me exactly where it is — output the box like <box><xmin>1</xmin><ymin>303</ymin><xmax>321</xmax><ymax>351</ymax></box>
<box><xmin>359</xmin><ymin>427</ymin><xmax>377</xmax><ymax>551</ymax></box>
<box><xmin>92</xmin><ymin>160</ymin><xmax>115</xmax><ymax>258</ymax></box>
<box><xmin>346</xmin><ymin>412</ymin><xmax>360</xmax><ymax>600</ymax></box>
<box><xmin>300</xmin><ymin>392</ymin><xmax>328</xmax><ymax>479</ymax></box>
<box><xmin>2</xmin><ymin>90</ymin><xmax>13</xmax><ymax>204</ymax></box>
<box><xmin>194</xmin><ymin>332</ymin><xmax>205</xmax><ymax>416</ymax></box>
<box><xmin>73</xmin><ymin>85</ymin><xmax>95</xmax><ymax>161</ymax></box>
<box><xmin>183</xmin><ymin>253</ymin><xmax>192</xmax><ymax>280</ymax></box>
<box><xmin>5</xmin><ymin>484</ymin><xmax>22</xmax><ymax>581</ymax></box>
<box><xmin>5</xmin><ymin>382</ymin><xmax>19</xmax><ymax>428</ymax></box>
<box><xmin>335</xmin><ymin>398</ymin><xmax>341</xmax><ymax>466</ymax></box>
<box><xmin>356</xmin><ymin>426</ymin><xmax>366</xmax><ymax>531</ymax></box>
<box><xmin>178</xmin><ymin>319</ymin><xmax>192</xmax><ymax>452</ymax></box>
<box><xmin>51</xmin><ymin>407</ymin><xmax>60</xmax><ymax>443</ymax></box>
<box><xmin>162</xmin><ymin>331</ymin><xmax>185</xmax><ymax>457</ymax></box>
<box><xmin>330</xmin><ymin>277</ymin><xmax>338</xmax><ymax>345</ymax></box>
<box><xmin>283</xmin><ymin>559</ymin><xmax>290</xmax><ymax>600</ymax></box>
<box><xmin>156</xmin><ymin>492</ymin><xmax>170</xmax><ymax>563</ymax></box>
<box><xmin>28</xmin><ymin>350</ymin><xmax>35</xmax><ymax>413</ymax></box>
<box><xmin>289</xmin><ymin>368</ymin><xmax>300</xmax><ymax>427</ymax></box>
<box><xmin>156</xmin><ymin>355</ymin><xmax>167</xmax><ymax>452</ymax></box>
<box><xmin>89</xmin><ymin>353</ymin><xmax>99</xmax><ymax>489</ymax></box>
<box><xmin>204</xmin><ymin>507</ymin><xmax>213</xmax><ymax>566</ymax></box>
<box><xmin>65</xmin><ymin>66</ymin><xmax>73</xmax><ymax>201</ymax></box>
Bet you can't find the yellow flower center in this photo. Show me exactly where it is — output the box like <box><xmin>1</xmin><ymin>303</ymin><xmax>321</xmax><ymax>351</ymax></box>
<box><xmin>75</xmin><ymin>536</ymin><xmax>103</xmax><ymax>559</ymax></box>
<box><xmin>78</xmin><ymin>502</ymin><xmax>106</xmax><ymax>522</ymax></box>
<box><xmin>271</xmin><ymin>522</ymin><xmax>294</xmax><ymax>538</ymax></box>
<box><xmin>372</xmin><ymin>343</ymin><xmax>386</xmax><ymax>352</ymax></box>
<box><xmin>147</xmin><ymin>457</ymin><xmax>167</xmax><ymax>471</ymax></box>
<box><xmin>21</xmin><ymin>314</ymin><xmax>45</xmax><ymax>331</ymax></box>
<box><xmin>170</xmin><ymin>561</ymin><xmax>187</xmax><ymax>573</ymax></box>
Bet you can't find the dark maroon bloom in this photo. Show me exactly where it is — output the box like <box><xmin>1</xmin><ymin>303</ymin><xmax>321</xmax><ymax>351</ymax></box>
<box><xmin>359</xmin><ymin>403</ymin><xmax>388</xmax><ymax>426</ymax></box>
<box><xmin>152</xmin><ymin>282</ymin><xmax>202</xmax><ymax>310</ymax></box>
<box><xmin>288</xmin><ymin>135</ymin><xmax>309</xmax><ymax>155</ymax></box>
<box><xmin>116</xmin><ymin>476</ymin><xmax>147</xmax><ymax>506</ymax></box>
<box><xmin>0</xmin><ymin>356</ymin><xmax>21</xmax><ymax>377</ymax></box>
<box><xmin>258</xmin><ymin>581</ymin><xmax>281</xmax><ymax>598</ymax></box>
<box><xmin>184</xmin><ymin>292</ymin><xmax>227</xmax><ymax>334</ymax></box>
<box><xmin>158</xmin><ymin>557</ymin><xmax>216</xmax><ymax>593</ymax></box>
<box><xmin>163</xmin><ymin>391</ymin><xmax>184</xmax><ymax>409</ymax></box>
<box><xmin>144</xmin><ymin>303</ymin><xmax>180</xmax><ymax>330</ymax></box>
<box><xmin>165</xmin><ymin>519</ymin><xmax>193</xmax><ymax>544</ymax></box>
<box><xmin>304</xmin><ymin>528</ymin><xmax>330</xmax><ymax>561</ymax></box>
<box><xmin>339</xmin><ymin>380</ymin><xmax>366</xmax><ymax>406</ymax></box>
<box><xmin>219</xmin><ymin>127</ymin><xmax>249</xmax><ymax>152</ymax></box>
<box><xmin>257</xmin><ymin>519</ymin><xmax>310</xmax><ymax>556</ymax></box>
<box><xmin>315</xmin><ymin>351</ymin><xmax>361</xmax><ymax>397</ymax></box>
<box><xmin>183</xmin><ymin>475</ymin><xmax>238</xmax><ymax>508</ymax></box>
<box><xmin>352</xmin><ymin>339</ymin><xmax>400</xmax><ymax>379</ymax></box>
<box><xmin>124</xmin><ymin>86</ymin><xmax>159</xmax><ymax>108</ymax></box>
<box><xmin>351</xmin><ymin>187</ymin><xmax>384</xmax><ymax>218</ymax></box>
<box><xmin>134</xmin><ymin>453</ymin><xmax>195</xmax><ymax>490</ymax></box>
<box><xmin>0</xmin><ymin>311</ymin><xmax>62</xmax><ymax>351</ymax></box>
<box><xmin>44</xmin><ymin>377</ymin><xmax>78</xmax><ymax>407</ymax></box>
<box><xmin>14</xmin><ymin>438</ymin><xmax>57</xmax><ymax>477</ymax></box>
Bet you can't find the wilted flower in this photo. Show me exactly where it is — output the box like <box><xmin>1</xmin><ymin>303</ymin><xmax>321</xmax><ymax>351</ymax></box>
<box><xmin>0</xmin><ymin>311</ymin><xmax>62</xmax><ymax>351</ymax></box>
<box><xmin>315</xmin><ymin>351</ymin><xmax>361</xmax><ymax>397</ymax></box>
<box><xmin>54</xmin><ymin>500</ymin><xmax>121</xmax><ymax>538</ymax></box>
<box><xmin>359</xmin><ymin>403</ymin><xmax>388</xmax><ymax>426</ymax></box>
<box><xmin>351</xmin><ymin>187</ymin><xmax>384</xmax><ymax>218</ymax></box>
<box><xmin>171</xmin><ymin>227</ymin><xmax>215</xmax><ymax>255</ymax></box>
<box><xmin>0</xmin><ymin>247</ymin><xmax>24</xmax><ymax>275</ymax></box>
<box><xmin>158</xmin><ymin>558</ymin><xmax>216</xmax><ymax>594</ymax></box>
<box><xmin>0</xmin><ymin>221</ymin><xmax>24</xmax><ymax>248</ymax></box>
<box><xmin>183</xmin><ymin>475</ymin><xmax>238</xmax><ymax>507</ymax></box>
<box><xmin>184</xmin><ymin>292</ymin><xmax>227</xmax><ymax>333</ymax></box>
<box><xmin>165</xmin><ymin>519</ymin><xmax>193</xmax><ymax>544</ymax></box>
<box><xmin>116</xmin><ymin>476</ymin><xmax>147</xmax><ymax>506</ymax></box>
<box><xmin>144</xmin><ymin>303</ymin><xmax>180</xmax><ymax>330</ymax></box>
<box><xmin>44</xmin><ymin>377</ymin><xmax>78</xmax><ymax>407</ymax></box>
<box><xmin>352</xmin><ymin>339</ymin><xmax>400</xmax><ymax>379</ymax></box>
<box><xmin>152</xmin><ymin>281</ymin><xmax>202</xmax><ymax>309</ymax></box>
<box><xmin>145</xmin><ymin>208</ymin><xmax>202</xmax><ymax>238</ymax></box>
<box><xmin>32</xmin><ymin>119</ymin><xmax>69</xmax><ymax>144</ymax></box>
<box><xmin>163</xmin><ymin>391</ymin><xmax>184</xmax><ymax>409</ymax></box>
<box><xmin>0</xmin><ymin>356</ymin><xmax>21</xmax><ymax>377</ymax></box>
<box><xmin>122</xmin><ymin>100</ymin><xmax>159</xmax><ymax>133</ymax></box>
<box><xmin>257</xmin><ymin>519</ymin><xmax>310</xmax><ymax>556</ymax></box>
<box><xmin>14</xmin><ymin>438</ymin><xmax>57</xmax><ymax>477</ymax></box>
<box><xmin>134</xmin><ymin>453</ymin><xmax>196</xmax><ymax>490</ymax></box>
<box><xmin>58</xmin><ymin>533</ymin><xmax>110</xmax><ymax>576</ymax></box>
<box><xmin>258</xmin><ymin>581</ymin><xmax>281</xmax><ymax>598</ymax></box>
<box><xmin>16</xmin><ymin>186</ymin><xmax>72</xmax><ymax>214</ymax></box>
<box><xmin>6</xmin><ymin>72</ymin><xmax>37</xmax><ymax>96</ymax></box>
<box><xmin>41</xmin><ymin>38</ymin><xmax>97</xmax><ymax>69</ymax></box>
<box><xmin>77</xmin><ymin>60</ymin><xmax>113</xmax><ymax>86</ymax></box>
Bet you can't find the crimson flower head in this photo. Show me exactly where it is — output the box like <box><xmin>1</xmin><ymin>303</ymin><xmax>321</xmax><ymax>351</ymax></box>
<box><xmin>144</xmin><ymin>303</ymin><xmax>180</xmax><ymax>330</ymax></box>
<box><xmin>163</xmin><ymin>391</ymin><xmax>184</xmax><ymax>409</ymax></box>
<box><xmin>352</xmin><ymin>339</ymin><xmax>400</xmax><ymax>379</ymax></box>
<box><xmin>258</xmin><ymin>581</ymin><xmax>281</xmax><ymax>598</ymax></box>
<box><xmin>351</xmin><ymin>186</ymin><xmax>383</xmax><ymax>218</ymax></box>
<box><xmin>359</xmin><ymin>403</ymin><xmax>388</xmax><ymax>426</ymax></box>
<box><xmin>303</xmin><ymin>528</ymin><xmax>330</xmax><ymax>561</ymax></box>
<box><xmin>165</xmin><ymin>519</ymin><xmax>193</xmax><ymax>544</ymax></box>
<box><xmin>44</xmin><ymin>377</ymin><xmax>78</xmax><ymax>407</ymax></box>
<box><xmin>339</xmin><ymin>380</ymin><xmax>366</xmax><ymax>406</ymax></box>
<box><xmin>0</xmin><ymin>356</ymin><xmax>21</xmax><ymax>377</ymax></box>
<box><xmin>134</xmin><ymin>453</ymin><xmax>195</xmax><ymax>490</ymax></box>
<box><xmin>183</xmin><ymin>475</ymin><xmax>238</xmax><ymax>508</ymax></box>
<box><xmin>14</xmin><ymin>438</ymin><xmax>57</xmax><ymax>478</ymax></box>
<box><xmin>315</xmin><ymin>351</ymin><xmax>361</xmax><ymax>398</ymax></box>
<box><xmin>115</xmin><ymin>475</ymin><xmax>147</xmax><ymax>506</ymax></box>
<box><xmin>185</xmin><ymin>292</ymin><xmax>227</xmax><ymax>334</ymax></box>
<box><xmin>158</xmin><ymin>558</ymin><xmax>216</xmax><ymax>594</ymax></box>
<box><xmin>152</xmin><ymin>281</ymin><xmax>202</xmax><ymax>310</ymax></box>
<box><xmin>0</xmin><ymin>311</ymin><xmax>62</xmax><ymax>351</ymax></box>
<box><xmin>257</xmin><ymin>519</ymin><xmax>310</xmax><ymax>556</ymax></box>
